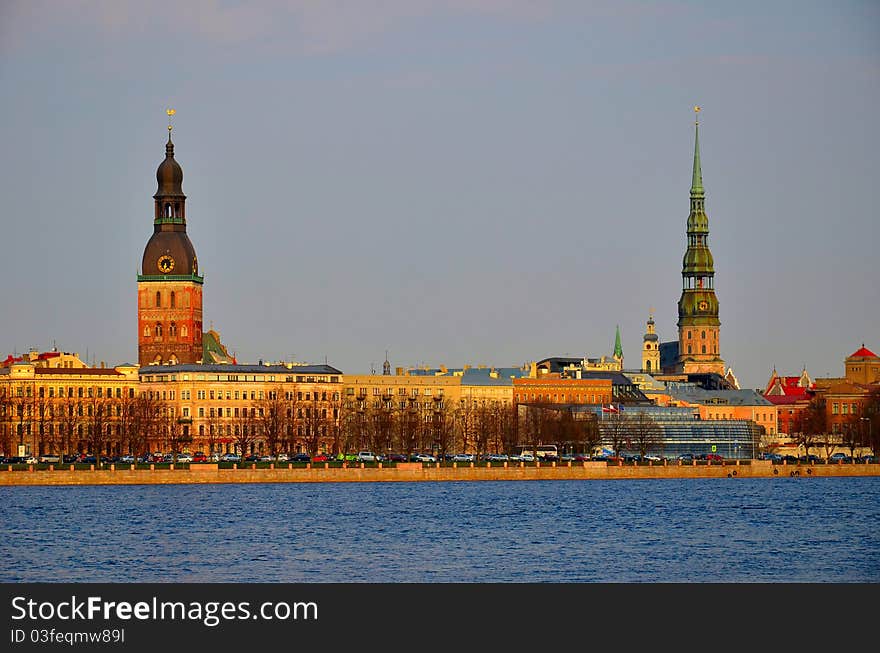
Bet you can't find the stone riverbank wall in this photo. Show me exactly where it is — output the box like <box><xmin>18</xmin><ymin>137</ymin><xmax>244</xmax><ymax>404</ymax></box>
<box><xmin>0</xmin><ymin>460</ymin><xmax>877</xmax><ymax>487</ymax></box>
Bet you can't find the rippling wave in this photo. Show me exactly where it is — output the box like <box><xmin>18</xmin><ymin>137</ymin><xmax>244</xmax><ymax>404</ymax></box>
<box><xmin>1</xmin><ymin>478</ymin><xmax>878</xmax><ymax>582</ymax></box>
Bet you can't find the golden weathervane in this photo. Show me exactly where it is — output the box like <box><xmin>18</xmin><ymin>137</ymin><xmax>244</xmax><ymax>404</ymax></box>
<box><xmin>166</xmin><ymin>108</ymin><xmax>176</xmax><ymax>133</ymax></box>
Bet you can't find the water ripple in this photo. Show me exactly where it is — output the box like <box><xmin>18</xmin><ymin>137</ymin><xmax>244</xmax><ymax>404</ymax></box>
<box><xmin>1</xmin><ymin>478</ymin><xmax>878</xmax><ymax>582</ymax></box>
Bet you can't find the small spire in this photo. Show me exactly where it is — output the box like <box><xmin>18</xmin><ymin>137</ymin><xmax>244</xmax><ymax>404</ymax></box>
<box><xmin>166</xmin><ymin>108</ymin><xmax>176</xmax><ymax>136</ymax></box>
<box><xmin>691</xmin><ymin>106</ymin><xmax>703</xmax><ymax>194</ymax></box>
<box><xmin>613</xmin><ymin>325</ymin><xmax>623</xmax><ymax>359</ymax></box>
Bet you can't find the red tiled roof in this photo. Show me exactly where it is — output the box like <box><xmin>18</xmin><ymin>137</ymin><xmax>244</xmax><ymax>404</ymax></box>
<box><xmin>849</xmin><ymin>346</ymin><xmax>877</xmax><ymax>358</ymax></box>
<box><xmin>765</xmin><ymin>395</ymin><xmax>811</xmax><ymax>406</ymax></box>
<box><xmin>764</xmin><ymin>374</ymin><xmax>814</xmax><ymax>397</ymax></box>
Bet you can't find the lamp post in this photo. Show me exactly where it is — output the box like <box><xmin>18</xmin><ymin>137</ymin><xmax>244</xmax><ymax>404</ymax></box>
<box><xmin>860</xmin><ymin>417</ymin><xmax>872</xmax><ymax>457</ymax></box>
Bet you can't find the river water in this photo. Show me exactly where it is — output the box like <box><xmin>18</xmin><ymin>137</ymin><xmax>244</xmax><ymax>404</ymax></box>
<box><xmin>2</xmin><ymin>477</ymin><xmax>878</xmax><ymax>582</ymax></box>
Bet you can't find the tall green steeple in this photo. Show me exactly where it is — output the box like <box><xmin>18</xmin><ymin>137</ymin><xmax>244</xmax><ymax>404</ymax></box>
<box><xmin>677</xmin><ymin>106</ymin><xmax>723</xmax><ymax>374</ymax></box>
<box><xmin>613</xmin><ymin>325</ymin><xmax>623</xmax><ymax>360</ymax></box>
<box><xmin>691</xmin><ymin>112</ymin><xmax>703</xmax><ymax>194</ymax></box>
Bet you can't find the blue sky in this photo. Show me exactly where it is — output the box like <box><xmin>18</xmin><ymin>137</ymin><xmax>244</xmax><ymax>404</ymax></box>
<box><xmin>1</xmin><ymin>1</ymin><xmax>877</xmax><ymax>389</ymax></box>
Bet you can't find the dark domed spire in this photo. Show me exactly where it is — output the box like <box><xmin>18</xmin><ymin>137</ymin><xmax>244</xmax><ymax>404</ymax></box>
<box><xmin>155</xmin><ymin>132</ymin><xmax>185</xmax><ymax>199</ymax></box>
<box><xmin>141</xmin><ymin>113</ymin><xmax>200</xmax><ymax>278</ymax></box>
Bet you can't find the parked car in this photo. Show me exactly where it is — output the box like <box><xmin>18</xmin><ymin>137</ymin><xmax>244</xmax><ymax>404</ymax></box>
<box><xmin>275</xmin><ymin>453</ymin><xmax>289</xmax><ymax>462</ymax></box>
<box><xmin>413</xmin><ymin>453</ymin><xmax>436</xmax><ymax>463</ymax></box>
<box><xmin>486</xmin><ymin>453</ymin><xmax>509</xmax><ymax>462</ymax></box>
<box><xmin>191</xmin><ymin>452</ymin><xmax>208</xmax><ymax>463</ymax></box>
<box><xmin>176</xmin><ymin>453</ymin><xmax>193</xmax><ymax>463</ymax></box>
<box><xmin>387</xmin><ymin>453</ymin><xmax>408</xmax><ymax>462</ymax></box>
<box><xmin>356</xmin><ymin>451</ymin><xmax>378</xmax><ymax>462</ymax></box>
<box><xmin>859</xmin><ymin>454</ymin><xmax>878</xmax><ymax>463</ymax></box>
<box><xmin>207</xmin><ymin>453</ymin><xmax>220</xmax><ymax>463</ymax></box>
<box><xmin>118</xmin><ymin>455</ymin><xmax>135</xmax><ymax>464</ymax></box>
<box><xmin>829</xmin><ymin>452</ymin><xmax>852</xmax><ymax>463</ymax></box>
<box><xmin>677</xmin><ymin>453</ymin><xmax>695</xmax><ymax>462</ymax></box>
<box><xmin>519</xmin><ymin>453</ymin><xmax>536</xmax><ymax>462</ymax></box>
<box><xmin>781</xmin><ymin>455</ymin><xmax>798</xmax><ymax>464</ymax></box>
<box><xmin>451</xmin><ymin>453</ymin><xmax>474</xmax><ymax>462</ymax></box>
<box><xmin>243</xmin><ymin>454</ymin><xmax>261</xmax><ymax>462</ymax></box>
<box><xmin>644</xmin><ymin>454</ymin><xmax>662</xmax><ymax>462</ymax></box>
<box><xmin>761</xmin><ymin>453</ymin><xmax>783</xmax><ymax>462</ymax></box>
<box><xmin>799</xmin><ymin>454</ymin><xmax>820</xmax><ymax>464</ymax></box>
<box><xmin>705</xmin><ymin>453</ymin><xmax>724</xmax><ymax>462</ymax></box>
<box><xmin>219</xmin><ymin>453</ymin><xmax>241</xmax><ymax>463</ymax></box>
<box><xmin>291</xmin><ymin>453</ymin><xmax>311</xmax><ymax>463</ymax></box>
<box><xmin>39</xmin><ymin>454</ymin><xmax>61</xmax><ymax>464</ymax></box>
<box><xmin>311</xmin><ymin>453</ymin><xmax>330</xmax><ymax>462</ymax></box>
<box><xmin>24</xmin><ymin>456</ymin><xmax>39</xmax><ymax>464</ymax></box>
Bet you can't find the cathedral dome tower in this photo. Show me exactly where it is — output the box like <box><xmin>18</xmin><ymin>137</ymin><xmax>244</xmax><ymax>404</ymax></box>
<box><xmin>137</xmin><ymin>114</ymin><xmax>204</xmax><ymax>366</ymax></box>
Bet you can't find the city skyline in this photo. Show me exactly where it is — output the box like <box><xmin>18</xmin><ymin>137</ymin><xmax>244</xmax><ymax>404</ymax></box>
<box><xmin>1</xmin><ymin>1</ymin><xmax>878</xmax><ymax>389</ymax></box>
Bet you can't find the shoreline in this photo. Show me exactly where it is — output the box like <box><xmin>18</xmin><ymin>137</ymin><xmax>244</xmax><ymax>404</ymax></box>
<box><xmin>1</xmin><ymin>460</ymin><xmax>878</xmax><ymax>486</ymax></box>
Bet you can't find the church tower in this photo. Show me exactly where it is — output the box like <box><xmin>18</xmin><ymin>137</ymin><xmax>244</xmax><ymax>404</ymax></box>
<box><xmin>677</xmin><ymin>107</ymin><xmax>724</xmax><ymax>375</ymax></box>
<box><xmin>642</xmin><ymin>313</ymin><xmax>660</xmax><ymax>373</ymax></box>
<box><xmin>612</xmin><ymin>325</ymin><xmax>624</xmax><ymax>369</ymax></box>
<box><xmin>137</xmin><ymin>114</ymin><xmax>203</xmax><ymax>366</ymax></box>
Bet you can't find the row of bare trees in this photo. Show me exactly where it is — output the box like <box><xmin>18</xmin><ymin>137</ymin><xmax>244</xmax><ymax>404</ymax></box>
<box><xmin>789</xmin><ymin>388</ymin><xmax>880</xmax><ymax>458</ymax></box>
<box><xmin>0</xmin><ymin>384</ymin><xmax>170</xmax><ymax>461</ymax></box>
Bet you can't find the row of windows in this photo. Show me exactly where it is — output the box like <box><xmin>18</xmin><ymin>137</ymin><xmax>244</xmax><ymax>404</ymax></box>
<box><xmin>686</xmin><ymin>330</ymin><xmax>716</xmax><ymax>340</ymax></box>
<box><xmin>143</xmin><ymin>323</ymin><xmax>188</xmax><ymax>338</ymax></box>
<box><xmin>515</xmin><ymin>393</ymin><xmax>608</xmax><ymax>404</ymax></box>
<box><xmin>174</xmin><ymin>390</ymin><xmax>342</xmax><ymax>402</ymax></box>
<box><xmin>197</xmin><ymin>407</ymin><xmax>340</xmax><ymax>420</ymax></box>
<box><xmin>152</xmin><ymin>291</ymin><xmax>191</xmax><ymax>309</ymax></box>
<box><xmin>10</xmin><ymin>386</ymin><xmax>135</xmax><ymax>400</ymax></box>
<box><xmin>686</xmin><ymin>344</ymin><xmax>718</xmax><ymax>355</ymax></box>
<box><xmin>832</xmin><ymin>402</ymin><xmax>861</xmax><ymax>415</ymax></box>
<box><xmin>348</xmin><ymin>387</ymin><xmax>445</xmax><ymax>397</ymax></box>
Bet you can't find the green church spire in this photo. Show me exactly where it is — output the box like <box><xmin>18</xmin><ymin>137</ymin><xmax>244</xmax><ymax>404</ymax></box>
<box><xmin>613</xmin><ymin>325</ymin><xmax>623</xmax><ymax>359</ymax></box>
<box><xmin>691</xmin><ymin>106</ymin><xmax>703</xmax><ymax>195</ymax></box>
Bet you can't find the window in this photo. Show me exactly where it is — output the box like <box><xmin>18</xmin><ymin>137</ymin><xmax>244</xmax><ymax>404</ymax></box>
<box><xmin>170</xmin><ymin>292</ymin><xmax>176</xmax><ymax>308</ymax></box>
<box><xmin>144</xmin><ymin>326</ymin><xmax>151</xmax><ymax>337</ymax></box>
<box><xmin>156</xmin><ymin>291</ymin><xmax>161</xmax><ymax>307</ymax></box>
<box><xmin>155</xmin><ymin>323</ymin><xmax>162</xmax><ymax>337</ymax></box>
<box><xmin>832</xmin><ymin>403</ymin><xmax>838</xmax><ymax>415</ymax></box>
<box><xmin>701</xmin><ymin>330</ymin><xmax>706</xmax><ymax>339</ymax></box>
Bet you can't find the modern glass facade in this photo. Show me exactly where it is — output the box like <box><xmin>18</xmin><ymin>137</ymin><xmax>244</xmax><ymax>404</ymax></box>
<box><xmin>580</xmin><ymin>405</ymin><xmax>760</xmax><ymax>460</ymax></box>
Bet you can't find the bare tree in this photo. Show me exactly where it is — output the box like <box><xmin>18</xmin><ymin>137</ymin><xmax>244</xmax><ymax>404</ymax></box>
<box><xmin>34</xmin><ymin>386</ymin><xmax>52</xmax><ymax>457</ymax></box>
<box><xmin>432</xmin><ymin>403</ymin><xmax>455</xmax><ymax>460</ymax></box>
<box><xmin>0</xmin><ymin>386</ymin><xmax>12</xmax><ymax>457</ymax></box>
<box><xmin>301</xmin><ymin>393</ymin><xmax>325</xmax><ymax>457</ymax></box>
<box><xmin>256</xmin><ymin>385</ymin><xmax>287</xmax><ymax>459</ymax></box>
<box><xmin>629</xmin><ymin>410</ymin><xmax>663</xmax><ymax>458</ymax></box>
<box><xmin>792</xmin><ymin>399</ymin><xmax>825</xmax><ymax>459</ymax></box>
<box><xmin>11</xmin><ymin>382</ymin><xmax>34</xmax><ymax>456</ymax></box>
<box><xmin>473</xmin><ymin>403</ymin><xmax>494</xmax><ymax>460</ymax></box>
<box><xmin>130</xmin><ymin>393</ymin><xmax>165</xmax><ymax>460</ymax></box>
<box><xmin>519</xmin><ymin>402</ymin><xmax>555</xmax><ymax>459</ymax></box>
<box><xmin>232</xmin><ymin>404</ymin><xmax>259</xmax><ymax>460</ymax></box>
<box><xmin>864</xmin><ymin>387</ymin><xmax>880</xmax><ymax>454</ymax></box>
<box><xmin>395</xmin><ymin>398</ymin><xmax>422</xmax><ymax>457</ymax></box>
<box><xmin>56</xmin><ymin>389</ymin><xmax>81</xmax><ymax>461</ymax></box>
<box><xmin>165</xmin><ymin>411</ymin><xmax>193</xmax><ymax>463</ymax></box>
<box><xmin>84</xmin><ymin>391</ymin><xmax>113</xmax><ymax>467</ymax></box>
<box><xmin>600</xmin><ymin>409</ymin><xmax>631</xmax><ymax>458</ymax></box>
<box><xmin>840</xmin><ymin>416</ymin><xmax>862</xmax><ymax>460</ymax></box>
